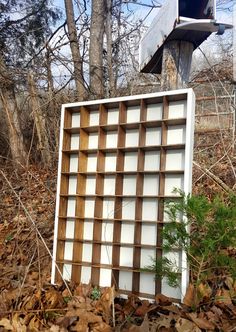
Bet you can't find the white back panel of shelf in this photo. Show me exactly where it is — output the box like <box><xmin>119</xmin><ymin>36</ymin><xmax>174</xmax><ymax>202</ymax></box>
<box><xmin>83</xmin><ymin>220</ymin><xmax>94</xmax><ymax>240</ymax></box>
<box><xmin>71</xmin><ymin>113</ymin><xmax>80</xmax><ymax>127</ymax></box>
<box><xmin>71</xmin><ymin>134</ymin><xmax>80</xmax><ymax>149</ymax></box>
<box><xmin>107</xmin><ymin>108</ymin><xmax>119</xmax><ymax>124</ymax></box>
<box><xmin>126</xmin><ymin>105</ymin><xmax>140</xmax><ymax>123</ymax></box>
<box><xmin>146</xmin><ymin>103</ymin><xmax>163</xmax><ymax>121</ymax></box>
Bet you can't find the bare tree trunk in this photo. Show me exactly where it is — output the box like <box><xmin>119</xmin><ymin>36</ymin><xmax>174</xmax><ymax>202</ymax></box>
<box><xmin>89</xmin><ymin>0</ymin><xmax>106</xmax><ymax>98</ymax></box>
<box><xmin>28</xmin><ymin>72</ymin><xmax>52</xmax><ymax>167</ymax></box>
<box><xmin>105</xmin><ymin>0</ymin><xmax>115</xmax><ymax>97</ymax></box>
<box><xmin>45</xmin><ymin>47</ymin><xmax>59</xmax><ymax>151</ymax></box>
<box><xmin>161</xmin><ymin>40</ymin><xmax>193</xmax><ymax>91</ymax></box>
<box><xmin>64</xmin><ymin>0</ymin><xmax>86</xmax><ymax>100</ymax></box>
<box><xmin>0</xmin><ymin>87</ymin><xmax>27</xmax><ymax>166</ymax></box>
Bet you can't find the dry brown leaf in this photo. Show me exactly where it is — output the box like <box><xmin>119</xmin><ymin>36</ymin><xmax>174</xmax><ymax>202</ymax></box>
<box><xmin>215</xmin><ymin>289</ymin><xmax>232</xmax><ymax>306</ymax></box>
<box><xmin>183</xmin><ymin>283</ymin><xmax>195</xmax><ymax>307</ymax></box>
<box><xmin>45</xmin><ymin>289</ymin><xmax>64</xmax><ymax>309</ymax></box>
<box><xmin>126</xmin><ymin>315</ymin><xmax>149</xmax><ymax>332</ymax></box>
<box><xmin>96</xmin><ymin>286</ymin><xmax>115</xmax><ymax>323</ymax></box>
<box><xmin>175</xmin><ymin>317</ymin><xmax>201</xmax><ymax>332</ymax></box>
<box><xmin>155</xmin><ymin>293</ymin><xmax>172</xmax><ymax>306</ymax></box>
<box><xmin>28</xmin><ymin>316</ymin><xmax>41</xmax><ymax>331</ymax></box>
<box><xmin>187</xmin><ymin>312</ymin><xmax>215</xmax><ymax>330</ymax></box>
<box><xmin>135</xmin><ymin>300</ymin><xmax>150</xmax><ymax>317</ymax></box>
<box><xmin>90</xmin><ymin>322</ymin><xmax>113</xmax><ymax>332</ymax></box>
<box><xmin>0</xmin><ymin>318</ymin><xmax>13</xmax><ymax>330</ymax></box>
<box><xmin>197</xmin><ymin>282</ymin><xmax>211</xmax><ymax>301</ymax></box>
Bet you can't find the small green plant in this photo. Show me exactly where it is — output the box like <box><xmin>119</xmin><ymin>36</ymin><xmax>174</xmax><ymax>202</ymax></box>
<box><xmin>90</xmin><ymin>286</ymin><xmax>101</xmax><ymax>300</ymax></box>
<box><xmin>145</xmin><ymin>190</ymin><xmax>236</xmax><ymax>288</ymax></box>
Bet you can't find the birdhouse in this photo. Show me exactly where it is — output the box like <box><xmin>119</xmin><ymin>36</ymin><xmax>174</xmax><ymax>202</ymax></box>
<box><xmin>139</xmin><ymin>0</ymin><xmax>233</xmax><ymax>73</ymax></box>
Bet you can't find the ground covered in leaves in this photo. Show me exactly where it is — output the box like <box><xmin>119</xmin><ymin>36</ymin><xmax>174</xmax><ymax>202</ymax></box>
<box><xmin>0</xmin><ymin>162</ymin><xmax>236</xmax><ymax>331</ymax></box>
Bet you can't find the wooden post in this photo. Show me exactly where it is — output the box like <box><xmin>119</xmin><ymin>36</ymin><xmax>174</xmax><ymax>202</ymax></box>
<box><xmin>161</xmin><ymin>40</ymin><xmax>194</xmax><ymax>91</ymax></box>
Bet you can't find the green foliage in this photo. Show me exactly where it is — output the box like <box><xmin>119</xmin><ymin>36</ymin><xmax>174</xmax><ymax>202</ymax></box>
<box><xmin>145</xmin><ymin>190</ymin><xmax>236</xmax><ymax>288</ymax></box>
<box><xmin>90</xmin><ymin>286</ymin><xmax>101</xmax><ymax>300</ymax></box>
<box><xmin>143</xmin><ymin>256</ymin><xmax>181</xmax><ymax>288</ymax></box>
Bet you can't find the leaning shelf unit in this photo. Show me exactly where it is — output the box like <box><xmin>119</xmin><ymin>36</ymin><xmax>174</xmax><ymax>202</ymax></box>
<box><xmin>52</xmin><ymin>89</ymin><xmax>195</xmax><ymax>301</ymax></box>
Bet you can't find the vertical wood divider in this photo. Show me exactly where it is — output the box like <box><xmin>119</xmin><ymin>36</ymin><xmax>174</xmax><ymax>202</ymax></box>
<box><xmin>72</xmin><ymin>108</ymin><xmax>86</xmax><ymax>282</ymax></box>
<box><xmin>133</xmin><ymin>100</ymin><xmax>145</xmax><ymax>294</ymax></box>
<box><xmin>111</xmin><ymin>102</ymin><xmax>125</xmax><ymax>288</ymax></box>
<box><xmin>91</xmin><ymin>108</ymin><xmax>104</xmax><ymax>286</ymax></box>
<box><xmin>156</xmin><ymin>96</ymin><xmax>169</xmax><ymax>294</ymax></box>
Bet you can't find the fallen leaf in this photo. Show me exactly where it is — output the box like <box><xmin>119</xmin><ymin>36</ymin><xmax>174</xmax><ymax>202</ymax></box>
<box><xmin>187</xmin><ymin>312</ymin><xmax>215</xmax><ymax>330</ymax></box>
<box><xmin>135</xmin><ymin>300</ymin><xmax>150</xmax><ymax>317</ymax></box>
<box><xmin>215</xmin><ymin>289</ymin><xmax>232</xmax><ymax>306</ymax></box>
<box><xmin>0</xmin><ymin>318</ymin><xmax>13</xmax><ymax>330</ymax></box>
<box><xmin>127</xmin><ymin>315</ymin><xmax>149</xmax><ymax>332</ymax></box>
<box><xmin>155</xmin><ymin>293</ymin><xmax>172</xmax><ymax>306</ymax></box>
<box><xmin>175</xmin><ymin>317</ymin><xmax>201</xmax><ymax>332</ymax></box>
<box><xmin>183</xmin><ymin>283</ymin><xmax>195</xmax><ymax>307</ymax></box>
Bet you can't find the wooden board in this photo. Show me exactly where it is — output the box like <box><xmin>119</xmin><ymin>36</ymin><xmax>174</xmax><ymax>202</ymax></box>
<box><xmin>52</xmin><ymin>89</ymin><xmax>195</xmax><ymax>301</ymax></box>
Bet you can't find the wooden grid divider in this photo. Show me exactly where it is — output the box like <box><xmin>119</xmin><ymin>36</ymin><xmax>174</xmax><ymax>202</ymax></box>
<box><xmin>52</xmin><ymin>90</ymin><xmax>195</xmax><ymax>300</ymax></box>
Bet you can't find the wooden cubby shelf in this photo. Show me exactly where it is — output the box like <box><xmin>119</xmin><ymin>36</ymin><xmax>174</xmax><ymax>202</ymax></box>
<box><xmin>52</xmin><ymin>89</ymin><xmax>195</xmax><ymax>301</ymax></box>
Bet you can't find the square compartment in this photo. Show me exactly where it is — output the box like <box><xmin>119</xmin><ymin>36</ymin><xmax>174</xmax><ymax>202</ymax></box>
<box><xmin>104</xmin><ymin>153</ymin><xmax>117</xmax><ymax>172</ymax></box>
<box><xmin>124</xmin><ymin>152</ymin><xmax>138</xmax><ymax>171</ymax></box>
<box><xmin>119</xmin><ymin>271</ymin><xmax>132</xmax><ymax>291</ymax></box>
<box><xmin>139</xmin><ymin>273</ymin><xmax>155</xmax><ymax>295</ymax></box>
<box><xmin>168</xmin><ymin>100</ymin><xmax>187</xmax><ymax>119</ymax></box>
<box><xmin>86</xmin><ymin>176</ymin><xmax>96</xmax><ymax>195</ymax></box>
<box><xmin>65</xmin><ymin>219</ymin><xmax>75</xmax><ymax>239</ymax></box>
<box><xmin>101</xmin><ymin>221</ymin><xmax>114</xmax><ymax>242</ymax></box>
<box><xmin>162</xmin><ymin>277</ymin><xmax>181</xmax><ymax>299</ymax></box>
<box><xmin>81</xmin><ymin>266</ymin><xmax>91</xmax><ymax>284</ymax></box>
<box><xmin>107</xmin><ymin>108</ymin><xmax>119</xmax><ymax>124</ymax></box>
<box><xmin>125</xmin><ymin>129</ymin><xmax>139</xmax><ymax>147</ymax></box>
<box><xmin>166</xmin><ymin>150</ymin><xmax>185</xmax><ymax>171</ymax></box>
<box><xmin>143</xmin><ymin>175</ymin><xmax>159</xmax><ymax>196</ymax></box>
<box><xmin>63</xmin><ymin>264</ymin><xmax>72</xmax><ymax>280</ymax></box>
<box><xmin>146</xmin><ymin>103</ymin><xmax>163</xmax><ymax>121</ymax></box>
<box><xmin>167</xmin><ymin>125</ymin><xmax>185</xmax><ymax>145</ymax></box>
<box><xmin>68</xmin><ymin>176</ymin><xmax>77</xmax><ymax>195</ymax></box>
<box><xmin>67</xmin><ymin>197</ymin><xmax>76</xmax><ymax>217</ymax></box>
<box><xmin>69</xmin><ymin>155</ymin><xmax>78</xmax><ymax>172</ymax></box>
<box><xmin>87</xmin><ymin>154</ymin><xmax>97</xmax><ymax>172</ymax></box>
<box><xmin>142</xmin><ymin>199</ymin><xmax>158</xmax><ymax>221</ymax></box>
<box><xmin>84</xmin><ymin>199</ymin><xmax>95</xmax><ymax>218</ymax></box>
<box><xmin>89</xmin><ymin>111</ymin><xmax>99</xmax><ymax>126</ymax></box>
<box><xmin>120</xmin><ymin>247</ymin><xmax>133</xmax><ymax>267</ymax></box>
<box><xmin>123</xmin><ymin>175</ymin><xmax>136</xmax><ymax>195</ymax></box>
<box><xmin>126</xmin><ymin>105</ymin><xmax>140</xmax><ymax>123</ymax></box>
<box><xmin>83</xmin><ymin>220</ymin><xmax>94</xmax><ymax>240</ymax></box>
<box><xmin>71</xmin><ymin>113</ymin><xmax>80</xmax><ymax>127</ymax></box>
<box><xmin>103</xmin><ymin>175</ymin><xmax>116</xmax><ymax>195</ymax></box>
<box><xmin>88</xmin><ymin>133</ymin><xmax>98</xmax><ymax>149</ymax></box>
<box><xmin>140</xmin><ymin>248</ymin><xmax>156</xmax><ymax>268</ymax></box>
<box><xmin>164</xmin><ymin>175</ymin><xmax>184</xmax><ymax>196</ymax></box>
<box><xmin>145</xmin><ymin>128</ymin><xmax>161</xmax><ymax>146</ymax></box>
<box><xmin>122</xmin><ymin>198</ymin><xmax>136</xmax><ymax>220</ymax></box>
<box><xmin>99</xmin><ymin>268</ymin><xmax>112</xmax><ymax>287</ymax></box>
<box><xmin>82</xmin><ymin>243</ymin><xmax>93</xmax><ymax>262</ymax></box>
<box><xmin>64</xmin><ymin>241</ymin><xmax>74</xmax><ymax>261</ymax></box>
<box><xmin>144</xmin><ymin>151</ymin><xmax>160</xmax><ymax>171</ymax></box>
<box><xmin>120</xmin><ymin>222</ymin><xmax>135</xmax><ymax>244</ymax></box>
<box><xmin>106</xmin><ymin>131</ymin><xmax>118</xmax><ymax>148</ymax></box>
<box><xmin>103</xmin><ymin>198</ymin><xmax>115</xmax><ymax>219</ymax></box>
<box><xmin>101</xmin><ymin>245</ymin><xmax>112</xmax><ymax>265</ymax></box>
<box><xmin>71</xmin><ymin>133</ymin><xmax>80</xmax><ymax>150</ymax></box>
<box><xmin>141</xmin><ymin>224</ymin><xmax>157</xmax><ymax>245</ymax></box>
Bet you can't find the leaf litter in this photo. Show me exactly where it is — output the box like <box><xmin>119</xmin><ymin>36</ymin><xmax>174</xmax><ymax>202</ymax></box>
<box><xmin>0</xmin><ymin>165</ymin><xmax>236</xmax><ymax>331</ymax></box>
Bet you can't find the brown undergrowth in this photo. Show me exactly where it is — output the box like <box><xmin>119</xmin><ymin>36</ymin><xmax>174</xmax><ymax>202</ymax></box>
<box><xmin>0</xmin><ymin>146</ymin><xmax>235</xmax><ymax>331</ymax></box>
